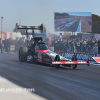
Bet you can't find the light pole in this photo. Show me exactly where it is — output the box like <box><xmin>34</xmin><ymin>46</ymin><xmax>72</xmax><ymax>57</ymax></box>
<box><xmin>1</xmin><ymin>17</ymin><xmax>3</xmax><ymax>39</ymax></box>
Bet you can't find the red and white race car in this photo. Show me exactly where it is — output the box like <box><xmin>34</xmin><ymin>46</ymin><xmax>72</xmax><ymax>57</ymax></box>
<box><xmin>19</xmin><ymin>37</ymin><xmax>89</xmax><ymax>69</ymax></box>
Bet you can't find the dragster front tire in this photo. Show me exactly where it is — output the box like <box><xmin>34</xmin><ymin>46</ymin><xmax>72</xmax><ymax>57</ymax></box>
<box><xmin>72</xmin><ymin>55</ymin><xmax>77</xmax><ymax>69</ymax></box>
<box><xmin>55</xmin><ymin>55</ymin><xmax>60</xmax><ymax>69</ymax></box>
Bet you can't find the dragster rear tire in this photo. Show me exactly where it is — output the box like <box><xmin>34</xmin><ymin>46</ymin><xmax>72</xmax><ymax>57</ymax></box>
<box><xmin>55</xmin><ymin>55</ymin><xmax>60</xmax><ymax>69</ymax></box>
<box><xmin>19</xmin><ymin>46</ymin><xmax>28</xmax><ymax>62</ymax></box>
<box><xmin>72</xmin><ymin>55</ymin><xmax>77</xmax><ymax>69</ymax></box>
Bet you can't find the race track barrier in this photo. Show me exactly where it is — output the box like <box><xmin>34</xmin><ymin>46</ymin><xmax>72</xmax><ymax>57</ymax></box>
<box><xmin>56</xmin><ymin>52</ymin><xmax>97</xmax><ymax>61</ymax></box>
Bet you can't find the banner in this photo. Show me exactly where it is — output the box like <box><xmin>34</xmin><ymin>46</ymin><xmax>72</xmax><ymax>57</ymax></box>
<box><xmin>10</xmin><ymin>45</ymin><xmax>15</xmax><ymax>51</ymax></box>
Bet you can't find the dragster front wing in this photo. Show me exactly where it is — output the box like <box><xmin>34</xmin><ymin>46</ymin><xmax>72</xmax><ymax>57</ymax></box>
<box><xmin>52</xmin><ymin>61</ymin><xmax>89</xmax><ymax>66</ymax></box>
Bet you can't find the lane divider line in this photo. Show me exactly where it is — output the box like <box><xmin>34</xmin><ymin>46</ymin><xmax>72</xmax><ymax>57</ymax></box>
<box><xmin>77</xmin><ymin>19</ymin><xmax>81</xmax><ymax>32</ymax></box>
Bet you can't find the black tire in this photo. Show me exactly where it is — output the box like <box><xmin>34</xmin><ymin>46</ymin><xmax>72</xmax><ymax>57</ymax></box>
<box><xmin>55</xmin><ymin>55</ymin><xmax>60</xmax><ymax>69</ymax></box>
<box><xmin>19</xmin><ymin>46</ymin><xmax>28</xmax><ymax>62</ymax></box>
<box><xmin>21</xmin><ymin>46</ymin><xmax>28</xmax><ymax>53</ymax></box>
<box><xmin>72</xmin><ymin>55</ymin><xmax>77</xmax><ymax>69</ymax></box>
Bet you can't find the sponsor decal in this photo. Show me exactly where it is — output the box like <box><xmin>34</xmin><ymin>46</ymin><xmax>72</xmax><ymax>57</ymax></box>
<box><xmin>62</xmin><ymin>53</ymin><xmax>96</xmax><ymax>60</ymax></box>
<box><xmin>38</xmin><ymin>52</ymin><xmax>42</xmax><ymax>62</ymax></box>
<box><xmin>44</xmin><ymin>58</ymin><xmax>51</xmax><ymax>63</ymax></box>
<box><xmin>92</xmin><ymin>57</ymin><xmax>100</xmax><ymax>63</ymax></box>
<box><xmin>52</xmin><ymin>61</ymin><xmax>89</xmax><ymax>65</ymax></box>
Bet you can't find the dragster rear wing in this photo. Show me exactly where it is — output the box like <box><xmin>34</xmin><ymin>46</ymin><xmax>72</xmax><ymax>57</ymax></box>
<box><xmin>15</xmin><ymin>23</ymin><xmax>43</xmax><ymax>45</ymax></box>
<box><xmin>15</xmin><ymin>23</ymin><xmax>43</xmax><ymax>33</ymax></box>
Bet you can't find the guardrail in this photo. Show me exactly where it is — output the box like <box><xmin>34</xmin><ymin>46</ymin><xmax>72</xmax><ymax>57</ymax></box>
<box><xmin>56</xmin><ymin>52</ymin><xmax>97</xmax><ymax>61</ymax></box>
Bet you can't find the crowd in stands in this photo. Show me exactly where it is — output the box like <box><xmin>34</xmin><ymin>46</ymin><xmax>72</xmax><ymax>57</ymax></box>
<box><xmin>0</xmin><ymin>37</ymin><xmax>26</xmax><ymax>53</ymax></box>
<box><xmin>50</xmin><ymin>37</ymin><xmax>100</xmax><ymax>54</ymax></box>
<box><xmin>0</xmin><ymin>36</ymin><xmax>100</xmax><ymax>54</ymax></box>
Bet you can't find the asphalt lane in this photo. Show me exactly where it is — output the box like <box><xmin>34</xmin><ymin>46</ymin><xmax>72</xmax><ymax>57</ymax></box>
<box><xmin>0</xmin><ymin>53</ymin><xmax>100</xmax><ymax>100</ymax></box>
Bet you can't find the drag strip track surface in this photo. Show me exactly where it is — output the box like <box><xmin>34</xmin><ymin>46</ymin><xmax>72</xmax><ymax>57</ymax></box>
<box><xmin>0</xmin><ymin>53</ymin><xmax>100</xmax><ymax>100</ymax></box>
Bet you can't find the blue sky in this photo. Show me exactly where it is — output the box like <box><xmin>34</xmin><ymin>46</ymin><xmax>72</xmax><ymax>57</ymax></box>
<box><xmin>0</xmin><ymin>0</ymin><xmax>100</xmax><ymax>33</ymax></box>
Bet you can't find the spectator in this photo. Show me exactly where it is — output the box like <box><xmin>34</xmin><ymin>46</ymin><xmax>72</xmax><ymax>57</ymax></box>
<box><xmin>3</xmin><ymin>39</ymin><xmax>7</xmax><ymax>52</ymax></box>
<box><xmin>7</xmin><ymin>38</ymin><xmax>12</xmax><ymax>52</ymax></box>
<box><xmin>61</xmin><ymin>40</ymin><xmax>65</xmax><ymax>52</ymax></box>
<box><xmin>76</xmin><ymin>41</ymin><xmax>80</xmax><ymax>52</ymax></box>
<box><xmin>71</xmin><ymin>40</ymin><xmax>74</xmax><ymax>52</ymax></box>
<box><xmin>51</xmin><ymin>39</ymin><xmax>54</xmax><ymax>47</ymax></box>
<box><xmin>56</xmin><ymin>39</ymin><xmax>60</xmax><ymax>52</ymax></box>
<box><xmin>98</xmin><ymin>39</ymin><xmax>100</xmax><ymax>54</ymax></box>
<box><xmin>86</xmin><ymin>39</ymin><xmax>91</xmax><ymax>53</ymax></box>
<box><xmin>0</xmin><ymin>38</ymin><xmax>3</xmax><ymax>52</ymax></box>
<box><xmin>95</xmin><ymin>39</ymin><xmax>98</xmax><ymax>47</ymax></box>
<box><xmin>54</xmin><ymin>38</ymin><xmax>57</xmax><ymax>51</ymax></box>
<box><xmin>82</xmin><ymin>39</ymin><xmax>87</xmax><ymax>52</ymax></box>
<box><xmin>57</xmin><ymin>39</ymin><xmax>60</xmax><ymax>51</ymax></box>
<box><xmin>90</xmin><ymin>39</ymin><xmax>94</xmax><ymax>53</ymax></box>
<box><xmin>64</xmin><ymin>40</ymin><xmax>68</xmax><ymax>52</ymax></box>
<box><xmin>80</xmin><ymin>39</ymin><xmax>83</xmax><ymax>52</ymax></box>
